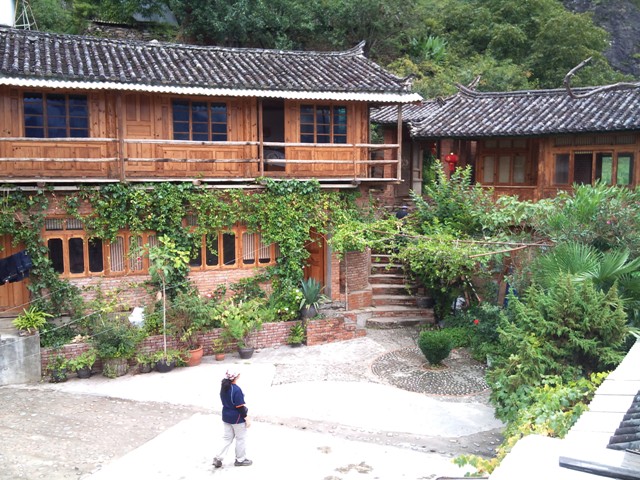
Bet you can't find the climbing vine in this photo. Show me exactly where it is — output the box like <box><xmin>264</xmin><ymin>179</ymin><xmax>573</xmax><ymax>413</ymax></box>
<box><xmin>1</xmin><ymin>179</ymin><xmax>369</xmax><ymax>320</ymax></box>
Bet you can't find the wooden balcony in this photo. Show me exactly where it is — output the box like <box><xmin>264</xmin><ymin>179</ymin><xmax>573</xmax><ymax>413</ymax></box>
<box><xmin>0</xmin><ymin>138</ymin><xmax>401</xmax><ymax>186</ymax></box>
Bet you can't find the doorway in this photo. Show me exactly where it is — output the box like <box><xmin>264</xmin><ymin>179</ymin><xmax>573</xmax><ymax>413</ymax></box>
<box><xmin>0</xmin><ymin>235</ymin><xmax>30</xmax><ymax>317</ymax></box>
<box><xmin>261</xmin><ymin>99</ymin><xmax>285</xmax><ymax>172</ymax></box>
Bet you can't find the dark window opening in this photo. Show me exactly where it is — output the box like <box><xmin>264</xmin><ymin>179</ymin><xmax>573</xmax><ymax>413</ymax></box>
<box><xmin>68</xmin><ymin>238</ymin><xmax>85</xmax><ymax>274</ymax></box>
<box><xmin>300</xmin><ymin>104</ymin><xmax>347</xmax><ymax>144</ymax></box>
<box><xmin>222</xmin><ymin>233</ymin><xmax>236</xmax><ymax>267</ymax></box>
<box><xmin>48</xmin><ymin>239</ymin><xmax>64</xmax><ymax>274</ymax></box>
<box><xmin>172</xmin><ymin>100</ymin><xmax>227</xmax><ymax>141</ymax></box>
<box><xmin>23</xmin><ymin>93</ymin><xmax>89</xmax><ymax>138</ymax></box>
<box><xmin>88</xmin><ymin>239</ymin><xmax>104</xmax><ymax>273</ymax></box>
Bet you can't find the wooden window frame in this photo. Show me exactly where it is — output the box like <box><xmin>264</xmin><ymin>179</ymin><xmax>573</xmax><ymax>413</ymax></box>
<box><xmin>43</xmin><ymin>218</ymin><xmax>156</xmax><ymax>277</ymax></box>
<box><xmin>552</xmin><ymin>149</ymin><xmax>635</xmax><ymax>187</ymax></box>
<box><xmin>171</xmin><ymin>99</ymin><xmax>228</xmax><ymax>142</ymax></box>
<box><xmin>23</xmin><ymin>92</ymin><xmax>89</xmax><ymax>138</ymax></box>
<box><xmin>187</xmin><ymin>221</ymin><xmax>279</xmax><ymax>271</ymax></box>
<box><xmin>479</xmin><ymin>139</ymin><xmax>531</xmax><ymax>185</ymax></box>
<box><xmin>300</xmin><ymin>104</ymin><xmax>348</xmax><ymax>144</ymax></box>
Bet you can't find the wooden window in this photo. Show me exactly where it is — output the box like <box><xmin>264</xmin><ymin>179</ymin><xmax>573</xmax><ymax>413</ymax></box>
<box><xmin>481</xmin><ymin>154</ymin><xmax>527</xmax><ymax>184</ymax></box>
<box><xmin>300</xmin><ymin>105</ymin><xmax>347</xmax><ymax>144</ymax></box>
<box><xmin>23</xmin><ymin>93</ymin><xmax>89</xmax><ymax>138</ymax></box>
<box><xmin>172</xmin><ymin>100</ymin><xmax>227</xmax><ymax>141</ymax></box>
<box><xmin>189</xmin><ymin>225</ymin><xmax>279</xmax><ymax>271</ymax></box>
<box><xmin>554</xmin><ymin>151</ymin><xmax>633</xmax><ymax>186</ymax></box>
<box><xmin>554</xmin><ymin>153</ymin><xmax>570</xmax><ymax>185</ymax></box>
<box><xmin>617</xmin><ymin>153</ymin><xmax>634</xmax><ymax>186</ymax></box>
<box><xmin>44</xmin><ymin>218</ymin><xmax>155</xmax><ymax>277</ymax></box>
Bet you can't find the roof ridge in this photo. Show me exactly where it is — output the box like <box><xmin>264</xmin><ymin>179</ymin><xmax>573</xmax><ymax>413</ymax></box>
<box><xmin>0</xmin><ymin>26</ymin><xmax>365</xmax><ymax>57</ymax></box>
<box><xmin>456</xmin><ymin>85</ymin><xmax>605</xmax><ymax>98</ymax></box>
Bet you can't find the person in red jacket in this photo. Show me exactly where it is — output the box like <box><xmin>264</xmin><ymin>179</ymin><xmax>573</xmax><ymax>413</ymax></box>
<box><xmin>212</xmin><ymin>368</ymin><xmax>252</xmax><ymax>468</ymax></box>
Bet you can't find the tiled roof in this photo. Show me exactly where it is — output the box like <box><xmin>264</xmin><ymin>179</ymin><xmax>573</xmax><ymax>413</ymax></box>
<box><xmin>607</xmin><ymin>390</ymin><xmax>640</xmax><ymax>451</ymax></box>
<box><xmin>373</xmin><ymin>86</ymin><xmax>640</xmax><ymax>137</ymax></box>
<box><xmin>0</xmin><ymin>27</ymin><xmax>421</xmax><ymax>102</ymax></box>
<box><xmin>371</xmin><ymin>102</ymin><xmax>440</xmax><ymax>124</ymax></box>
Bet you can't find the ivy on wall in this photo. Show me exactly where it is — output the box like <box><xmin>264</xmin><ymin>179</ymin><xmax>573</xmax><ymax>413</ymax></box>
<box><xmin>1</xmin><ymin>180</ymin><xmax>364</xmax><ymax>314</ymax></box>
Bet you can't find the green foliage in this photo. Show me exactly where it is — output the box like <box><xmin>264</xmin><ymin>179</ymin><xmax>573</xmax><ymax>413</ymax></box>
<box><xmin>444</xmin><ymin>304</ymin><xmax>507</xmax><ymax>360</ymax></box>
<box><xmin>441</xmin><ymin>326</ymin><xmax>470</xmax><ymax>349</ymax></box>
<box><xmin>167</xmin><ymin>289</ymin><xmax>221</xmax><ymax>348</ymax></box>
<box><xmin>67</xmin><ymin>349</ymin><xmax>97</xmax><ymax>372</ymax></box>
<box><xmin>455</xmin><ymin>372</ymin><xmax>607</xmax><ymax>475</ymax></box>
<box><xmin>299</xmin><ymin>278</ymin><xmax>326</xmax><ymax>309</ymax></box>
<box><xmin>214</xmin><ymin>299</ymin><xmax>264</xmax><ymax>347</ymax></box>
<box><xmin>532</xmin><ymin>183</ymin><xmax>640</xmax><ymax>256</ymax></box>
<box><xmin>91</xmin><ymin>315</ymin><xmax>144</xmax><ymax>360</ymax></box>
<box><xmin>412</xmin><ymin>162</ymin><xmax>495</xmax><ymax>236</ymax></box>
<box><xmin>488</xmin><ymin>277</ymin><xmax>628</xmax><ymax>422</ymax></box>
<box><xmin>12</xmin><ymin>306</ymin><xmax>53</xmax><ymax>334</ymax></box>
<box><xmin>287</xmin><ymin>321</ymin><xmax>305</xmax><ymax>344</ymax></box>
<box><xmin>148</xmin><ymin>234</ymin><xmax>191</xmax><ymax>298</ymax></box>
<box><xmin>418</xmin><ymin>329</ymin><xmax>453</xmax><ymax>366</ymax></box>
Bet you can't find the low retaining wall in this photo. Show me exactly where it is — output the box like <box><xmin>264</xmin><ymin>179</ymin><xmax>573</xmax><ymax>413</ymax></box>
<box><xmin>41</xmin><ymin>313</ymin><xmax>365</xmax><ymax>375</ymax></box>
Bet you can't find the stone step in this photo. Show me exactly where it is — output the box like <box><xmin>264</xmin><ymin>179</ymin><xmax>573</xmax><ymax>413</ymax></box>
<box><xmin>372</xmin><ymin>284</ymin><xmax>413</xmax><ymax>296</ymax></box>
<box><xmin>366</xmin><ymin>316</ymin><xmax>430</xmax><ymax>329</ymax></box>
<box><xmin>368</xmin><ymin>305</ymin><xmax>435</xmax><ymax>320</ymax></box>
<box><xmin>371</xmin><ymin>264</ymin><xmax>403</xmax><ymax>275</ymax></box>
<box><xmin>373</xmin><ymin>294</ymin><xmax>418</xmax><ymax>307</ymax></box>
<box><xmin>369</xmin><ymin>274</ymin><xmax>407</xmax><ymax>285</ymax></box>
<box><xmin>370</xmin><ymin>253</ymin><xmax>394</xmax><ymax>264</ymax></box>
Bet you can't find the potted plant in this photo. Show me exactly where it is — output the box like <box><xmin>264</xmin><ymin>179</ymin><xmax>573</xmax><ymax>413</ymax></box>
<box><xmin>299</xmin><ymin>278</ymin><xmax>327</xmax><ymax>320</ymax></box>
<box><xmin>135</xmin><ymin>353</ymin><xmax>155</xmax><ymax>374</ymax></box>
<box><xmin>212</xmin><ymin>338</ymin><xmax>226</xmax><ymax>361</ymax></box>
<box><xmin>12</xmin><ymin>306</ymin><xmax>53</xmax><ymax>335</ymax></box>
<box><xmin>67</xmin><ymin>349</ymin><xmax>97</xmax><ymax>379</ymax></box>
<box><xmin>167</xmin><ymin>289</ymin><xmax>211</xmax><ymax>367</ymax></box>
<box><xmin>91</xmin><ymin>315</ymin><xmax>143</xmax><ymax>378</ymax></box>
<box><xmin>153</xmin><ymin>349</ymin><xmax>182</xmax><ymax>373</ymax></box>
<box><xmin>47</xmin><ymin>354</ymin><xmax>68</xmax><ymax>383</ymax></box>
<box><xmin>287</xmin><ymin>321</ymin><xmax>305</xmax><ymax>347</ymax></box>
<box><xmin>148</xmin><ymin>235</ymin><xmax>191</xmax><ymax>368</ymax></box>
<box><xmin>215</xmin><ymin>299</ymin><xmax>263</xmax><ymax>359</ymax></box>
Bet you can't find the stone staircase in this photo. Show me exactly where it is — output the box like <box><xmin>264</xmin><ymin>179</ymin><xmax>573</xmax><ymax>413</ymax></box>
<box><xmin>366</xmin><ymin>252</ymin><xmax>435</xmax><ymax>328</ymax></box>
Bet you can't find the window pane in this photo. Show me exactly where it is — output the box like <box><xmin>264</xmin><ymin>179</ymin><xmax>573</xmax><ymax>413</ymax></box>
<box><xmin>595</xmin><ymin>153</ymin><xmax>613</xmax><ymax>185</ymax></box>
<box><xmin>482</xmin><ymin>156</ymin><xmax>495</xmax><ymax>183</ymax></box>
<box><xmin>211</xmin><ymin>103</ymin><xmax>226</xmax><ymax>122</ymax></box>
<box><xmin>129</xmin><ymin>236</ymin><xmax>143</xmax><ymax>271</ymax></box>
<box><xmin>191</xmin><ymin>102</ymin><xmax>209</xmax><ymax>123</ymax></box>
<box><xmin>190</xmin><ymin>245</ymin><xmax>202</xmax><ymax>267</ymax></box>
<box><xmin>46</xmin><ymin>95</ymin><xmax>66</xmax><ymax>117</ymax></box>
<box><xmin>316</xmin><ymin>107</ymin><xmax>330</xmax><ymax>125</ymax></box>
<box><xmin>301</xmin><ymin>134</ymin><xmax>314</xmax><ymax>143</ymax></box>
<box><xmin>300</xmin><ymin>113</ymin><xmax>314</xmax><ymax>124</ymax></box>
<box><xmin>222</xmin><ymin>233</ymin><xmax>236</xmax><ymax>267</ymax></box>
<box><xmin>68</xmin><ymin>238</ymin><xmax>85</xmax><ymax>274</ymax></box>
<box><xmin>317</xmin><ymin>134</ymin><xmax>330</xmax><ymax>144</ymax></box>
<box><xmin>243</xmin><ymin>232</ymin><xmax>255</xmax><ymax>265</ymax></box>
<box><xmin>24</xmin><ymin>115</ymin><xmax>43</xmax><ymax>127</ymax></box>
<box><xmin>554</xmin><ymin>154</ymin><xmax>570</xmax><ymax>184</ymax></box>
<box><xmin>205</xmin><ymin>234</ymin><xmax>219</xmax><ymax>267</ymax></box>
<box><xmin>69</xmin><ymin>117</ymin><xmax>88</xmax><ymax>129</ymax></box>
<box><xmin>172</xmin><ymin>100</ymin><xmax>189</xmax><ymax>121</ymax></box>
<box><xmin>48</xmin><ymin>238</ymin><xmax>64</xmax><ymax>274</ymax></box>
<box><xmin>23</xmin><ymin>93</ymin><xmax>43</xmax><ymax>115</ymax></box>
<box><xmin>617</xmin><ymin>153</ymin><xmax>634</xmax><ymax>185</ymax></box>
<box><xmin>300</xmin><ymin>124</ymin><xmax>314</xmax><ymax>134</ymax></box>
<box><xmin>513</xmin><ymin>155</ymin><xmax>526</xmax><ymax>183</ymax></box>
<box><xmin>47</xmin><ymin>128</ymin><xmax>67</xmax><ymax>138</ymax></box>
<box><xmin>25</xmin><ymin>127</ymin><xmax>45</xmax><ymax>137</ymax></box>
<box><xmin>333</xmin><ymin>135</ymin><xmax>347</xmax><ymax>144</ymax></box>
<box><xmin>110</xmin><ymin>237</ymin><xmax>125</xmax><ymax>272</ymax></box>
<box><xmin>498</xmin><ymin>156</ymin><xmax>511</xmax><ymax>183</ymax></box>
<box><xmin>88</xmin><ymin>238</ymin><xmax>104</xmax><ymax>273</ymax></box>
<box><xmin>574</xmin><ymin>152</ymin><xmax>593</xmax><ymax>185</ymax></box>
<box><xmin>258</xmin><ymin>234</ymin><xmax>271</xmax><ymax>264</ymax></box>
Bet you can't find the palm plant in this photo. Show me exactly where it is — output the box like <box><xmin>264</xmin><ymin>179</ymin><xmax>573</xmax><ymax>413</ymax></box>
<box><xmin>531</xmin><ymin>242</ymin><xmax>640</xmax><ymax>323</ymax></box>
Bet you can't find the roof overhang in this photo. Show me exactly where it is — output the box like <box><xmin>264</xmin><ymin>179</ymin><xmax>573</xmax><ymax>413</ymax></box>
<box><xmin>0</xmin><ymin>77</ymin><xmax>423</xmax><ymax>103</ymax></box>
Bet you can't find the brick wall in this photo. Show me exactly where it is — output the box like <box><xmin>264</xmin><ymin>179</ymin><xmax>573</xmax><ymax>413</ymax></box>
<box><xmin>41</xmin><ymin>314</ymin><xmax>366</xmax><ymax>374</ymax></box>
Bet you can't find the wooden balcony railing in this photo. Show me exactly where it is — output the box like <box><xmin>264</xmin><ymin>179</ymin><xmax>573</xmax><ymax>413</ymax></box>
<box><xmin>0</xmin><ymin>138</ymin><xmax>401</xmax><ymax>185</ymax></box>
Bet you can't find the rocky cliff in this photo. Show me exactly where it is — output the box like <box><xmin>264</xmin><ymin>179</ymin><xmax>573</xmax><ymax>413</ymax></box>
<box><xmin>563</xmin><ymin>0</ymin><xmax>640</xmax><ymax>78</ymax></box>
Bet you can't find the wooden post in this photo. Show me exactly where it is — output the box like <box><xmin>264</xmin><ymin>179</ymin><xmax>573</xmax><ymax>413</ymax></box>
<box><xmin>258</xmin><ymin>98</ymin><xmax>264</xmax><ymax>177</ymax></box>
<box><xmin>396</xmin><ymin>104</ymin><xmax>403</xmax><ymax>181</ymax></box>
<box><xmin>115</xmin><ymin>93</ymin><xmax>126</xmax><ymax>182</ymax></box>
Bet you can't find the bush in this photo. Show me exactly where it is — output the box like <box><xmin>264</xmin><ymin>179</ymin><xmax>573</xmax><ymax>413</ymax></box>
<box><xmin>444</xmin><ymin>326</ymin><xmax>470</xmax><ymax>348</ymax></box>
<box><xmin>418</xmin><ymin>329</ymin><xmax>453</xmax><ymax>366</ymax></box>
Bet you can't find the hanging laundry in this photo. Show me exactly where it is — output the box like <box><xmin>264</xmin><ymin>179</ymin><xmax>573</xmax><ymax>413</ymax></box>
<box><xmin>0</xmin><ymin>251</ymin><xmax>33</xmax><ymax>284</ymax></box>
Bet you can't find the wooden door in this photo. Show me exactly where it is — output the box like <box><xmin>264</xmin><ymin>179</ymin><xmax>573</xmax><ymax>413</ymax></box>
<box><xmin>304</xmin><ymin>230</ymin><xmax>326</xmax><ymax>287</ymax></box>
<box><xmin>0</xmin><ymin>236</ymin><xmax>30</xmax><ymax>317</ymax></box>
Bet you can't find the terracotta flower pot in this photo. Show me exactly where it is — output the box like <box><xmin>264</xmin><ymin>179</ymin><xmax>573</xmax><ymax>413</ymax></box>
<box><xmin>214</xmin><ymin>353</ymin><xmax>226</xmax><ymax>361</ymax></box>
<box><xmin>185</xmin><ymin>346</ymin><xmax>204</xmax><ymax>367</ymax></box>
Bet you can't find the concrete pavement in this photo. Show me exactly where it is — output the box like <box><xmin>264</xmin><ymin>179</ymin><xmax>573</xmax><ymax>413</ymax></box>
<box><xmin>10</xmin><ymin>329</ymin><xmax>504</xmax><ymax>479</ymax></box>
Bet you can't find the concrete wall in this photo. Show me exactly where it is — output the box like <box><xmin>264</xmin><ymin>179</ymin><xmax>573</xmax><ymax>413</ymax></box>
<box><xmin>0</xmin><ymin>333</ymin><xmax>41</xmax><ymax>386</ymax></box>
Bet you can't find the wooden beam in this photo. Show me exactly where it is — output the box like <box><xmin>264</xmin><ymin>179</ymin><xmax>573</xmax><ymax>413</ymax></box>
<box><xmin>396</xmin><ymin>104</ymin><xmax>403</xmax><ymax>182</ymax></box>
<box><xmin>0</xmin><ymin>158</ymin><xmax>116</xmax><ymax>162</ymax></box>
<box><xmin>115</xmin><ymin>93</ymin><xmax>126</xmax><ymax>182</ymax></box>
<box><xmin>258</xmin><ymin>98</ymin><xmax>264</xmax><ymax>177</ymax></box>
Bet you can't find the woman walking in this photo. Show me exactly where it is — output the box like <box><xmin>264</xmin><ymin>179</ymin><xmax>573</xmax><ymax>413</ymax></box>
<box><xmin>212</xmin><ymin>368</ymin><xmax>253</xmax><ymax>468</ymax></box>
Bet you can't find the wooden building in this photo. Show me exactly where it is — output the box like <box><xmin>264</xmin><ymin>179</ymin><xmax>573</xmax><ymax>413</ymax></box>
<box><xmin>0</xmin><ymin>27</ymin><xmax>421</xmax><ymax>314</ymax></box>
<box><xmin>372</xmin><ymin>85</ymin><xmax>640</xmax><ymax>202</ymax></box>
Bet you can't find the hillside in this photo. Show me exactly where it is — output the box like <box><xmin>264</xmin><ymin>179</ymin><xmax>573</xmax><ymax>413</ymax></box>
<box><xmin>564</xmin><ymin>0</ymin><xmax>640</xmax><ymax>77</ymax></box>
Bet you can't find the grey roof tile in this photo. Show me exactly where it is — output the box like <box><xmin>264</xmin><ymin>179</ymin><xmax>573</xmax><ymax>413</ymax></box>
<box><xmin>372</xmin><ymin>87</ymin><xmax>640</xmax><ymax>137</ymax></box>
<box><xmin>0</xmin><ymin>27</ymin><xmax>414</xmax><ymax>96</ymax></box>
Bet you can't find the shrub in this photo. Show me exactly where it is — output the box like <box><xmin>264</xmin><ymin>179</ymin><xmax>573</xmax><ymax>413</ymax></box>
<box><xmin>418</xmin><ymin>329</ymin><xmax>453</xmax><ymax>366</ymax></box>
<box><xmin>444</xmin><ymin>326</ymin><xmax>470</xmax><ymax>348</ymax></box>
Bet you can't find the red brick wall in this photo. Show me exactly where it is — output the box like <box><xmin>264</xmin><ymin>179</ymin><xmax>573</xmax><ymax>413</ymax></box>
<box><xmin>41</xmin><ymin>315</ymin><xmax>366</xmax><ymax>374</ymax></box>
<box><xmin>342</xmin><ymin>249</ymin><xmax>372</xmax><ymax>310</ymax></box>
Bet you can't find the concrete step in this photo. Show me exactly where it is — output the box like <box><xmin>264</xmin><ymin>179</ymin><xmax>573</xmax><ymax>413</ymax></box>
<box><xmin>369</xmin><ymin>274</ymin><xmax>407</xmax><ymax>285</ymax></box>
<box><xmin>370</xmin><ymin>254</ymin><xmax>394</xmax><ymax>265</ymax></box>
<box><xmin>366</xmin><ymin>316</ymin><xmax>430</xmax><ymax>329</ymax></box>
<box><xmin>371</xmin><ymin>264</ymin><xmax>403</xmax><ymax>275</ymax></box>
<box><xmin>368</xmin><ymin>305</ymin><xmax>435</xmax><ymax>320</ymax></box>
<box><xmin>372</xmin><ymin>294</ymin><xmax>418</xmax><ymax>307</ymax></box>
<box><xmin>371</xmin><ymin>284</ymin><xmax>412</xmax><ymax>296</ymax></box>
